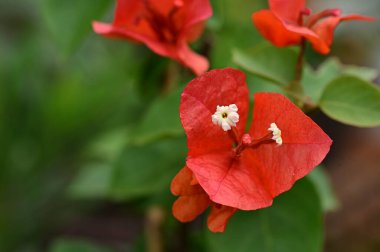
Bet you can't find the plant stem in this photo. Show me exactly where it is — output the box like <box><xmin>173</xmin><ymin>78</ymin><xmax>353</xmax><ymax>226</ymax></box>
<box><xmin>146</xmin><ymin>205</ymin><xmax>164</xmax><ymax>252</ymax></box>
<box><xmin>287</xmin><ymin>39</ymin><xmax>307</xmax><ymax>107</ymax></box>
<box><xmin>162</xmin><ymin>61</ymin><xmax>179</xmax><ymax>94</ymax></box>
<box><xmin>284</xmin><ymin>89</ymin><xmax>317</xmax><ymax>112</ymax></box>
<box><xmin>294</xmin><ymin>38</ymin><xmax>306</xmax><ymax>85</ymax></box>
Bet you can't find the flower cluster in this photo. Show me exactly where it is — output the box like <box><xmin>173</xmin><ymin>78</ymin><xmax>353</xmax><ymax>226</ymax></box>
<box><xmin>171</xmin><ymin>68</ymin><xmax>332</xmax><ymax>232</ymax></box>
<box><xmin>252</xmin><ymin>0</ymin><xmax>374</xmax><ymax>54</ymax></box>
<box><xmin>91</xmin><ymin>0</ymin><xmax>374</xmax><ymax>233</ymax></box>
<box><xmin>93</xmin><ymin>0</ymin><xmax>212</xmax><ymax>75</ymax></box>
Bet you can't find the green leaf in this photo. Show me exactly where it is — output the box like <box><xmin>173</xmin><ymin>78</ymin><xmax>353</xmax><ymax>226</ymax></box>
<box><xmin>303</xmin><ymin>57</ymin><xmax>378</xmax><ymax>102</ymax></box>
<box><xmin>207</xmin><ymin>179</ymin><xmax>322</xmax><ymax>252</ymax></box>
<box><xmin>320</xmin><ymin>76</ymin><xmax>380</xmax><ymax>127</ymax></box>
<box><xmin>41</xmin><ymin>0</ymin><xmax>112</xmax><ymax>54</ymax></box>
<box><xmin>85</xmin><ymin>127</ymin><xmax>132</xmax><ymax>162</ymax></box>
<box><xmin>308</xmin><ymin>166</ymin><xmax>339</xmax><ymax>212</ymax></box>
<box><xmin>71</xmin><ymin>136</ymin><xmax>187</xmax><ymax>201</ymax></box>
<box><xmin>67</xmin><ymin>163</ymin><xmax>112</xmax><ymax>199</ymax></box>
<box><xmin>210</xmin><ymin>0</ymin><xmax>266</xmax><ymax>68</ymax></box>
<box><xmin>132</xmin><ymin>89</ymin><xmax>183</xmax><ymax>145</ymax></box>
<box><xmin>247</xmin><ymin>76</ymin><xmax>285</xmax><ymax>95</ymax></box>
<box><xmin>343</xmin><ymin>65</ymin><xmax>378</xmax><ymax>81</ymax></box>
<box><xmin>233</xmin><ymin>45</ymin><xmax>298</xmax><ymax>86</ymax></box>
<box><xmin>50</xmin><ymin>239</ymin><xmax>115</xmax><ymax>252</ymax></box>
<box><xmin>109</xmin><ymin>137</ymin><xmax>187</xmax><ymax>200</ymax></box>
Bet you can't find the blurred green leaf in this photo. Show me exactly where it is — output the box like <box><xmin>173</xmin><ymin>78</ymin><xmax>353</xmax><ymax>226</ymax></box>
<box><xmin>233</xmin><ymin>45</ymin><xmax>297</xmax><ymax>86</ymax></box>
<box><xmin>303</xmin><ymin>57</ymin><xmax>378</xmax><ymax>102</ymax></box>
<box><xmin>67</xmin><ymin>163</ymin><xmax>112</xmax><ymax>199</ymax></box>
<box><xmin>41</xmin><ymin>0</ymin><xmax>112</xmax><ymax>54</ymax></box>
<box><xmin>66</xmin><ymin>88</ymin><xmax>186</xmax><ymax>201</ymax></box>
<box><xmin>109</xmin><ymin>137</ymin><xmax>187</xmax><ymax>200</ymax></box>
<box><xmin>207</xmin><ymin>179</ymin><xmax>322</xmax><ymax>252</ymax></box>
<box><xmin>50</xmin><ymin>239</ymin><xmax>115</xmax><ymax>252</ymax></box>
<box><xmin>343</xmin><ymin>65</ymin><xmax>378</xmax><ymax>81</ymax></box>
<box><xmin>67</xmin><ymin>127</ymin><xmax>135</xmax><ymax>200</ymax></box>
<box><xmin>247</xmin><ymin>76</ymin><xmax>285</xmax><ymax>95</ymax></box>
<box><xmin>320</xmin><ymin>76</ymin><xmax>380</xmax><ymax>127</ymax></box>
<box><xmin>308</xmin><ymin>166</ymin><xmax>339</xmax><ymax>212</ymax></box>
<box><xmin>210</xmin><ymin>0</ymin><xmax>266</xmax><ymax>68</ymax></box>
<box><xmin>85</xmin><ymin>127</ymin><xmax>132</xmax><ymax>162</ymax></box>
<box><xmin>132</xmin><ymin>89</ymin><xmax>183</xmax><ymax>145</ymax></box>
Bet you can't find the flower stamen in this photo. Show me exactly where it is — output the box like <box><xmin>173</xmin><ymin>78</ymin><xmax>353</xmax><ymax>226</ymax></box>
<box><xmin>268</xmin><ymin>123</ymin><xmax>283</xmax><ymax>145</ymax></box>
<box><xmin>212</xmin><ymin>104</ymin><xmax>239</xmax><ymax>132</ymax></box>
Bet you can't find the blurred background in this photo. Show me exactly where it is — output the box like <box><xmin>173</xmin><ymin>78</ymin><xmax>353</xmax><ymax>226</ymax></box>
<box><xmin>0</xmin><ymin>0</ymin><xmax>379</xmax><ymax>251</ymax></box>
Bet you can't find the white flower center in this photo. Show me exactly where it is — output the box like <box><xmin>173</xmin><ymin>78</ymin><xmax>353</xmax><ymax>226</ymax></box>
<box><xmin>211</xmin><ymin>104</ymin><xmax>239</xmax><ymax>131</ymax></box>
<box><xmin>268</xmin><ymin>123</ymin><xmax>282</xmax><ymax>145</ymax></box>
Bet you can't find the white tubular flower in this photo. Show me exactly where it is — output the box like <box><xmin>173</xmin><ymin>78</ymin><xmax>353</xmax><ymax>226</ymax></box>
<box><xmin>211</xmin><ymin>104</ymin><xmax>239</xmax><ymax>131</ymax></box>
<box><xmin>268</xmin><ymin>123</ymin><xmax>283</xmax><ymax>145</ymax></box>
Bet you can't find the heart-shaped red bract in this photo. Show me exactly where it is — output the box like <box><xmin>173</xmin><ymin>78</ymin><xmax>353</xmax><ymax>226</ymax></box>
<box><xmin>252</xmin><ymin>0</ymin><xmax>374</xmax><ymax>54</ymax></box>
<box><xmin>179</xmin><ymin>68</ymin><xmax>332</xmax><ymax>210</ymax></box>
<box><xmin>93</xmin><ymin>0</ymin><xmax>212</xmax><ymax>75</ymax></box>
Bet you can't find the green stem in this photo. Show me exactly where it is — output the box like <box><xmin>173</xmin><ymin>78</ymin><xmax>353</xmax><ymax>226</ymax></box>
<box><xmin>294</xmin><ymin>38</ymin><xmax>306</xmax><ymax>85</ymax></box>
<box><xmin>287</xmin><ymin>39</ymin><xmax>308</xmax><ymax>108</ymax></box>
<box><xmin>162</xmin><ymin>61</ymin><xmax>179</xmax><ymax>94</ymax></box>
<box><xmin>146</xmin><ymin>205</ymin><xmax>164</xmax><ymax>252</ymax></box>
<box><xmin>284</xmin><ymin>89</ymin><xmax>317</xmax><ymax>112</ymax></box>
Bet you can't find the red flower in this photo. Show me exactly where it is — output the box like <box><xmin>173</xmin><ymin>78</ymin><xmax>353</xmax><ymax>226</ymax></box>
<box><xmin>252</xmin><ymin>0</ymin><xmax>375</xmax><ymax>54</ymax></box>
<box><xmin>171</xmin><ymin>68</ymin><xmax>332</xmax><ymax>232</ymax></box>
<box><xmin>93</xmin><ymin>0</ymin><xmax>212</xmax><ymax>75</ymax></box>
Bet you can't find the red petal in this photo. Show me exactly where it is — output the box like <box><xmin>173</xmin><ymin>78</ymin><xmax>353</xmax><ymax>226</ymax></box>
<box><xmin>92</xmin><ymin>21</ymin><xmax>176</xmax><ymax>56</ymax></box>
<box><xmin>252</xmin><ymin>10</ymin><xmax>303</xmax><ymax>47</ymax></box>
<box><xmin>339</xmin><ymin>14</ymin><xmax>376</xmax><ymax>22</ymax></box>
<box><xmin>112</xmin><ymin>0</ymin><xmax>157</xmax><ymax>39</ymax></box>
<box><xmin>312</xmin><ymin>14</ymin><xmax>375</xmax><ymax>54</ymax></box>
<box><xmin>177</xmin><ymin>42</ymin><xmax>209</xmax><ymax>76</ymax></box>
<box><xmin>180</xmin><ymin>68</ymin><xmax>250</xmax><ymax>156</ymax></box>
<box><xmin>172</xmin><ymin>194</ymin><xmax>210</xmax><ymax>222</ymax></box>
<box><xmin>171</xmin><ymin>166</ymin><xmax>203</xmax><ymax>196</ymax></box>
<box><xmin>142</xmin><ymin>0</ymin><xmax>213</xmax><ymax>43</ymax></box>
<box><xmin>248</xmin><ymin>93</ymin><xmax>332</xmax><ymax>197</ymax></box>
<box><xmin>113</xmin><ymin>0</ymin><xmax>141</xmax><ymax>27</ymax></box>
<box><xmin>252</xmin><ymin>9</ymin><xmax>331</xmax><ymax>54</ymax></box>
<box><xmin>185</xmin><ymin>22</ymin><xmax>206</xmax><ymax>43</ymax></box>
<box><xmin>187</xmin><ymin>150</ymin><xmax>273</xmax><ymax>210</ymax></box>
<box><xmin>171</xmin><ymin>166</ymin><xmax>210</xmax><ymax>222</ymax></box>
<box><xmin>306</xmin><ymin>8</ymin><xmax>341</xmax><ymax>28</ymax></box>
<box><xmin>181</xmin><ymin>0</ymin><xmax>213</xmax><ymax>30</ymax></box>
<box><xmin>269</xmin><ymin>0</ymin><xmax>305</xmax><ymax>23</ymax></box>
<box><xmin>282</xmin><ymin>22</ymin><xmax>330</xmax><ymax>54</ymax></box>
<box><xmin>93</xmin><ymin>0</ymin><xmax>173</xmax><ymax>56</ymax></box>
<box><xmin>92</xmin><ymin>21</ymin><xmax>121</xmax><ymax>39</ymax></box>
<box><xmin>175</xmin><ymin>0</ymin><xmax>213</xmax><ymax>74</ymax></box>
<box><xmin>144</xmin><ymin>0</ymin><xmax>179</xmax><ymax>16</ymax></box>
<box><xmin>207</xmin><ymin>205</ymin><xmax>237</xmax><ymax>233</ymax></box>
<box><xmin>92</xmin><ymin>21</ymin><xmax>148</xmax><ymax>45</ymax></box>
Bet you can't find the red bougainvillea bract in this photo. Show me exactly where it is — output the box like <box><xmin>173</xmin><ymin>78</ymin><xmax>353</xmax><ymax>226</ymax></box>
<box><xmin>93</xmin><ymin>0</ymin><xmax>212</xmax><ymax>75</ymax></box>
<box><xmin>252</xmin><ymin>0</ymin><xmax>374</xmax><ymax>54</ymax></box>
<box><xmin>171</xmin><ymin>68</ymin><xmax>332</xmax><ymax>232</ymax></box>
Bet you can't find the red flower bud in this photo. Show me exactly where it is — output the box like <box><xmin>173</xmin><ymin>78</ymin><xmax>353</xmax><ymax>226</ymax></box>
<box><xmin>241</xmin><ymin>134</ymin><xmax>252</xmax><ymax>145</ymax></box>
